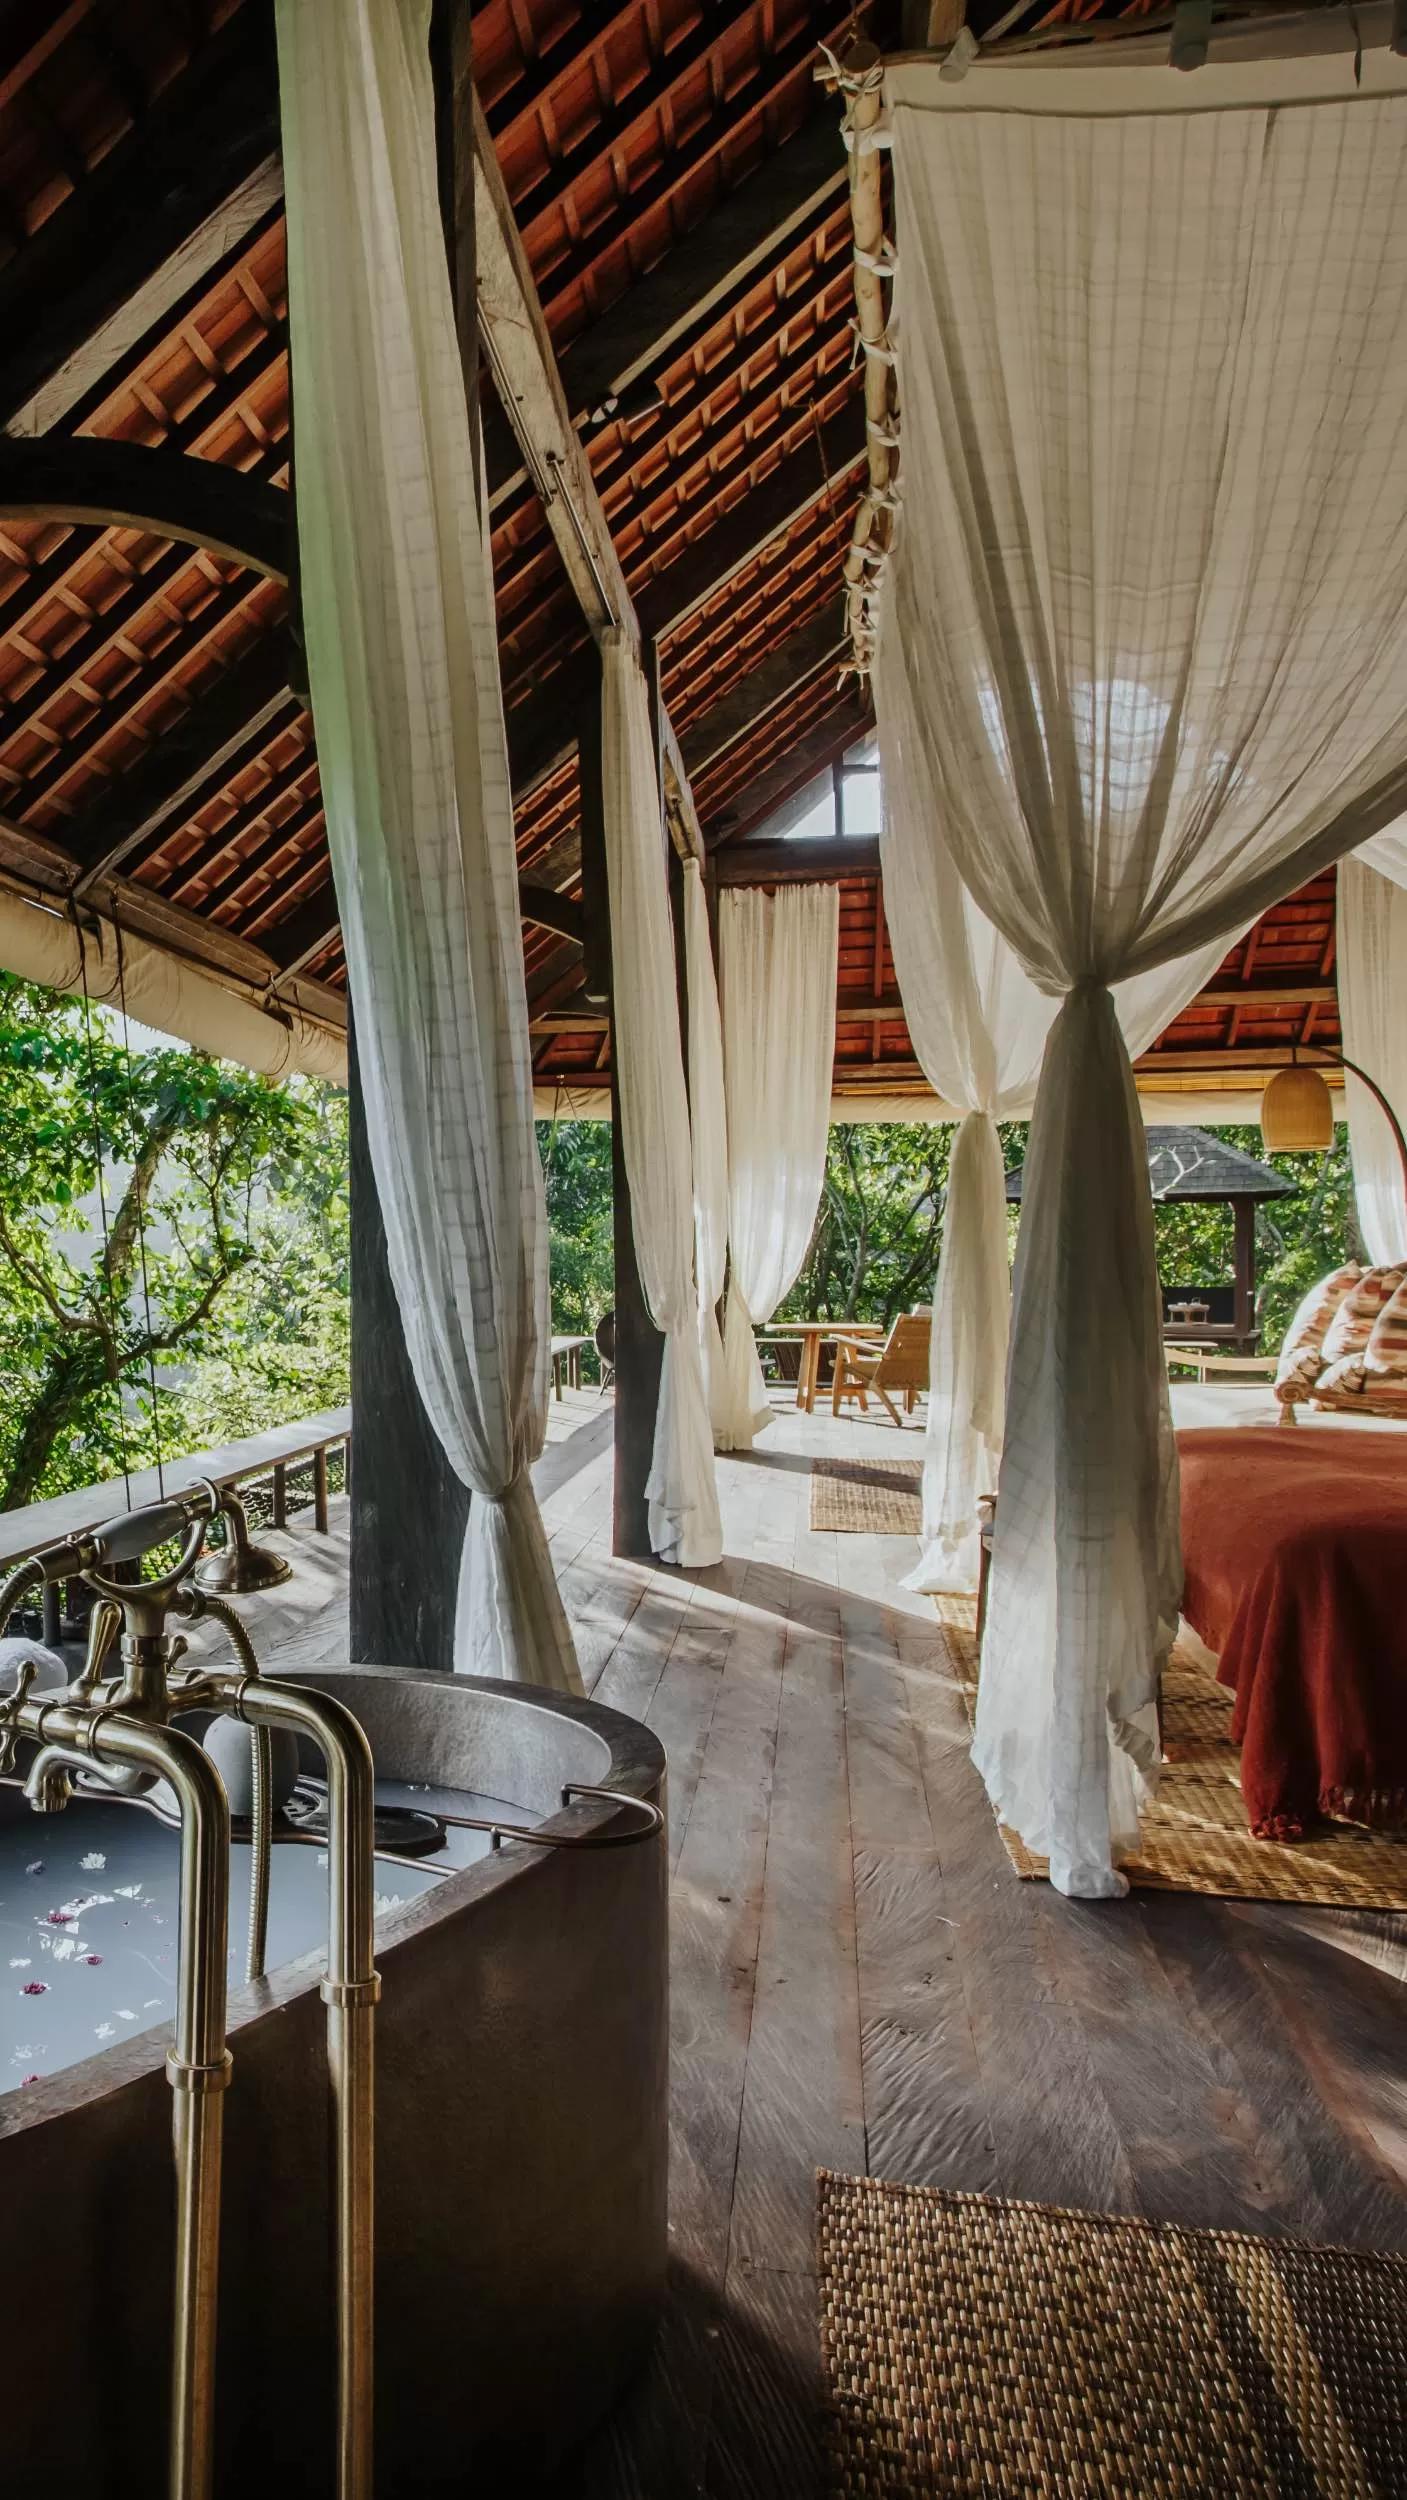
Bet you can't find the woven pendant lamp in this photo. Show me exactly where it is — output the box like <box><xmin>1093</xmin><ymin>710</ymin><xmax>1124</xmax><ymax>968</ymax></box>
<box><xmin>1261</xmin><ymin>1062</ymin><xmax>1336</xmax><ymax>1153</ymax></box>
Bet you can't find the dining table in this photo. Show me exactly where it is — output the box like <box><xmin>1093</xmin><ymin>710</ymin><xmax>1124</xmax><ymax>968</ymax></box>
<box><xmin>757</xmin><ymin>1320</ymin><xmax>885</xmax><ymax>1415</ymax></box>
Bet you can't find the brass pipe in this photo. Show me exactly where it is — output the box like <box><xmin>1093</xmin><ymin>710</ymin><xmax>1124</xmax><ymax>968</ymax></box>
<box><xmin>231</xmin><ymin>1676</ymin><xmax>378</xmax><ymax>2500</ymax></box>
<box><xmin>184</xmin><ymin>1591</ymin><xmax>273</xmax><ymax>1983</ymax></box>
<box><xmin>16</xmin><ymin>1707</ymin><xmax>231</xmax><ymax>2500</ymax></box>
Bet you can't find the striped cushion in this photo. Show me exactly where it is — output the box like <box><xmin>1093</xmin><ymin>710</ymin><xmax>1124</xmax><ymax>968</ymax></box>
<box><xmin>1363</xmin><ymin>1272</ymin><xmax>1407</xmax><ymax>1381</ymax></box>
<box><xmin>1312</xmin><ymin>1366</ymin><xmax>1407</xmax><ymax>1407</ymax></box>
<box><xmin>1273</xmin><ymin>1263</ymin><xmax>1362</xmax><ymax>1397</ymax></box>
<box><xmin>1317</xmin><ymin>1264</ymin><xmax>1407</xmax><ymax>1371</ymax></box>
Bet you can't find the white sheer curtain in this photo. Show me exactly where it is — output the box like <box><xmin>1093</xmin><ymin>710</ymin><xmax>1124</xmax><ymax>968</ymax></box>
<box><xmin>716</xmin><ymin>885</ymin><xmax>840</xmax><ymax>1451</ymax></box>
<box><xmin>601</xmin><ymin>639</ymin><xmax>723</xmax><ymax>1567</ymax></box>
<box><xmin>883</xmin><ymin>69</ymin><xmax>1407</xmax><ymax>1893</ymax></box>
<box><xmin>682</xmin><ymin>859</ymin><xmax>730</xmax><ymax>1433</ymax></box>
<box><xmin>1340</xmin><ymin>835</ymin><xmax>1407</xmax><ymax>1263</ymax></box>
<box><xmin>276</xmin><ymin>0</ymin><xmax>579</xmax><ymax>1688</ymax></box>
<box><xmin>880</xmin><ymin>636</ymin><xmax>1223</xmax><ymax>1593</ymax></box>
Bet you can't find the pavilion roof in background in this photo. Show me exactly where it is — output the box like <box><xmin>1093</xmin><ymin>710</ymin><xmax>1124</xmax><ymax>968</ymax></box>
<box><xmin>1005</xmin><ymin>1127</ymin><xmax>1299</xmax><ymax>1206</ymax></box>
<box><xmin>0</xmin><ymin>0</ymin><xmax>1347</xmax><ymax>1098</ymax></box>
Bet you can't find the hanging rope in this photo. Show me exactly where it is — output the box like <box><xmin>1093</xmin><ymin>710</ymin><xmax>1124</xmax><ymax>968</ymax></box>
<box><xmin>71</xmin><ymin>906</ymin><xmax>133</xmax><ymax>1512</ymax></box>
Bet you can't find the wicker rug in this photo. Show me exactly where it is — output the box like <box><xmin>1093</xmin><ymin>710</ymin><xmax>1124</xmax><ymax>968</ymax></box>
<box><xmin>938</xmin><ymin>1598</ymin><xmax>1407</xmax><ymax>1911</ymax></box>
<box><xmin>817</xmin><ymin>2170</ymin><xmax>1407</xmax><ymax>2499</ymax></box>
<box><xmin>810</xmin><ymin>1457</ymin><xmax>923</xmax><ymax>1535</ymax></box>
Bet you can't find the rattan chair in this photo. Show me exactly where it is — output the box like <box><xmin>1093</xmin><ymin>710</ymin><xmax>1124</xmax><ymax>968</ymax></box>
<box><xmin>830</xmin><ymin>1313</ymin><xmax>930</xmax><ymax>1426</ymax></box>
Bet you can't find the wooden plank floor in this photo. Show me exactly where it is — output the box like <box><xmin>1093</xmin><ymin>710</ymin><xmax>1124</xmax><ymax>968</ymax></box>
<box><xmin>226</xmin><ymin>1387</ymin><xmax>1407</xmax><ymax>2500</ymax></box>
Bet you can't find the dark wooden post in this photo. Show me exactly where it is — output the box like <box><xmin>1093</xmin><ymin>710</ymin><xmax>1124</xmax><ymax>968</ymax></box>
<box><xmin>1232</xmin><ymin>1194</ymin><xmax>1257</xmax><ymax>1349</ymax></box>
<box><xmin>348</xmin><ymin>1021</ymin><xmax>470</xmax><ymax>1665</ymax></box>
<box><xmin>344</xmin><ymin>3</ymin><xmax>478</xmax><ymax>1664</ymax></box>
<box><xmin>579</xmin><ymin>651</ymin><xmax>666</xmax><ymax>1559</ymax></box>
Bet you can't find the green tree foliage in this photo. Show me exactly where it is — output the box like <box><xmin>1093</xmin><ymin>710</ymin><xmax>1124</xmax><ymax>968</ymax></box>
<box><xmin>530</xmin><ymin>1116</ymin><xmax>1357</xmax><ymax>1355</ymax></box>
<box><xmin>537</xmin><ymin>1118</ymin><xmax>614</xmax><ymax>1339</ymax></box>
<box><xmin>0</xmin><ymin>973</ymin><xmax>349</xmax><ymax>1506</ymax></box>
<box><xmin>0</xmin><ymin>957</ymin><xmax>1359</xmax><ymax>1523</ymax></box>
<box><xmin>169</xmin><ymin>1085</ymin><xmax>351</xmax><ymax>1449</ymax></box>
<box><xmin>780</xmin><ymin>1121</ymin><xmax>1023</xmax><ymax>1326</ymax></box>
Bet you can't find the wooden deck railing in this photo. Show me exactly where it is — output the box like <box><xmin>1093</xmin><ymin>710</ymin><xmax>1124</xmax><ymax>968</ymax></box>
<box><xmin>0</xmin><ymin>1407</ymin><xmax>352</xmax><ymax>1640</ymax></box>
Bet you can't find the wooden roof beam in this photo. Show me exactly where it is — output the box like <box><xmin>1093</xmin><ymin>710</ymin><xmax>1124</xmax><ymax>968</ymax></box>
<box><xmin>474</xmin><ymin>91</ymin><xmax>633</xmax><ymax>643</ymax></box>
<box><xmin>486</xmin><ymin>112</ymin><xmax>849</xmax><ymax>509</ymax></box>
<box><xmin>0</xmin><ymin>439</ymin><xmax>290</xmax><ymax>582</ymax></box>
<box><xmin>264</xmin><ymin>871</ymin><xmax>586</xmax><ymax>992</ymax></box>
<box><xmin>0</xmin><ymin>10</ymin><xmax>280</xmax><ymax>430</ymax></box>
<box><xmin>714</xmin><ymin>834</ymin><xmax>879</xmax><ymax>886</ymax></box>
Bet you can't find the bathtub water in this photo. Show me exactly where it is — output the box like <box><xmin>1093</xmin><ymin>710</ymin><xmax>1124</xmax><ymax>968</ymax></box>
<box><xmin>0</xmin><ymin>1778</ymin><xmax>516</xmax><ymax>2093</ymax></box>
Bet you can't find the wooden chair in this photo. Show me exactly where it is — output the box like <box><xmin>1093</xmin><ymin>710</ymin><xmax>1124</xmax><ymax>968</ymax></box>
<box><xmin>830</xmin><ymin>1314</ymin><xmax>930</xmax><ymax>1426</ymax></box>
<box><xmin>593</xmin><ymin>1310</ymin><xmax>616</xmax><ymax>1395</ymax></box>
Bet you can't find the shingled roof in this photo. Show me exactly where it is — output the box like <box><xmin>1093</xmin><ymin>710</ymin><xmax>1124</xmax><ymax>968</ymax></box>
<box><xmin>1005</xmin><ymin>1127</ymin><xmax>1297</xmax><ymax>1205</ymax></box>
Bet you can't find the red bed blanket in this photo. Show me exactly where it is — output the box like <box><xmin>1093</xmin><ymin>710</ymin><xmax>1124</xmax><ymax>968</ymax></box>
<box><xmin>1177</xmin><ymin>1426</ymin><xmax>1407</xmax><ymax>1840</ymax></box>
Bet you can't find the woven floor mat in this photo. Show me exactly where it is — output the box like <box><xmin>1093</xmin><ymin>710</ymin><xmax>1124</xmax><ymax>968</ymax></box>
<box><xmin>818</xmin><ymin>2170</ymin><xmax>1407</xmax><ymax>2498</ymax></box>
<box><xmin>810</xmin><ymin>1456</ymin><xmax>923</xmax><ymax>1535</ymax></box>
<box><xmin>937</xmin><ymin>1598</ymin><xmax>1407</xmax><ymax>1910</ymax></box>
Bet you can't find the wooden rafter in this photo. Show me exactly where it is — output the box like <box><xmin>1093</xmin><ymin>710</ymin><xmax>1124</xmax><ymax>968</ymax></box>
<box><xmin>0</xmin><ymin>439</ymin><xmax>289</xmax><ymax>582</ymax></box>
<box><xmin>0</xmin><ymin>10</ymin><xmax>280</xmax><ymax>429</ymax></box>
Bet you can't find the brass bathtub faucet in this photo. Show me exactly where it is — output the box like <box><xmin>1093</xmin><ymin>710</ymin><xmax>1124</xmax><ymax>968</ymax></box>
<box><xmin>0</xmin><ymin>1483</ymin><xmax>378</xmax><ymax>2500</ymax></box>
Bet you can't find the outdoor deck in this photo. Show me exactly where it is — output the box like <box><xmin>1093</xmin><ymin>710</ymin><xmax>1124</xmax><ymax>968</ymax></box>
<box><xmin>229</xmin><ymin>1384</ymin><xmax>1407</xmax><ymax>2500</ymax></box>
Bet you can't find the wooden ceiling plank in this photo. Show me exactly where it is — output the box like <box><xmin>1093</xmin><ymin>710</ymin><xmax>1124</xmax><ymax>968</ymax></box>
<box><xmin>171</xmin><ymin>784</ymin><xmax>325</xmax><ymax>915</ymax></box>
<box><xmin>0</xmin><ymin>11</ymin><xmax>280</xmax><ymax>430</ymax></box>
<box><xmin>701</xmin><ymin>698</ymin><xmax>868</xmax><ymax>843</ymax></box>
<box><xmin>640</xmin><ymin>396</ymin><xmax>864</xmax><ymax>639</ymax></box>
<box><xmin>46</xmin><ymin>189</ymin><xmax>286</xmax><ymax>441</ymax></box>
<box><xmin>552</xmin><ymin>109</ymin><xmax>848</xmax><ymax>429</ymax></box>
<box><xmin>679</xmin><ymin>596</ymin><xmax>847</xmax><ymax>775</ymax></box>
<box><xmin>58</xmin><ymin>634</ymin><xmax>295</xmax><ymax>882</ymax></box>
<box><xmin>12</xmin><ymin>571</ymin><xmax>282</xmax><ymax>820</ymax></box>
<box><xmin>528</xmin><ymin>4</ymin><xmax>865</xmax><ymax>330</ymax></box>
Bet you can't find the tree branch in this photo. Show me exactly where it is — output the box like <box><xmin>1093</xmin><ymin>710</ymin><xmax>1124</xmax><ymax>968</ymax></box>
<box><xmin>0</xmin><ymin>1205</ymin><xmax>106</xmax><ymax>1335</ymax></box>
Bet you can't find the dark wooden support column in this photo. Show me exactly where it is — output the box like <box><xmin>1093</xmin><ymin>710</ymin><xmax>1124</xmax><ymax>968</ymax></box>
<box><xmin>348</xmin><ymin>1022</ymin><xmax>470</xmax><ymax>1666</ymax></box>
<box><xmin>346</xmin><ymin>2</ymin><xmax>478</xmax><ymax>1659</ymax></box>
<box><xmin>580</xmin><ymin>653</ymin><xmax>666</xmax><ymax>1559</ymax></box>
<box><xmin>1233</xmin><ymin>1195</ymin><xmax>1257</xmax><ymax>1349</ymax></box>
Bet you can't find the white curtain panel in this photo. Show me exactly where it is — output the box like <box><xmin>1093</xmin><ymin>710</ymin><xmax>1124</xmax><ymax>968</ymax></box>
<box><xmin>878</xmin><ymin>642</ymin><xmax>1226</xmax><ymax>1595</ymax></box>
<box><xmin>682</xmin><ymin>859</ymin><xmax>730</xmax><ymax>1433</ymax></box>
<box><xmin>883</xmin><ymin>71</ymin><xmax>1407</xmax><ymax>1894</ymax></box>
<box><xmin>1339</xmin><ymin>848</ymin><xmax>1407</xmax><ymax>1262</ymax></box>
<box><xmin>601</xmin><ymin>639</ymin><xmax>723</xmax><ymax>1567</ymax></box>
<box><xmin>717</xmin><ymin>885</ymin><xmax>840</xmax><ymax>1450</ymax></box>
<box><xmin>276</xmin><ymin>0</ymin><xmax>580</xmax><ymax>1689</ymax></box>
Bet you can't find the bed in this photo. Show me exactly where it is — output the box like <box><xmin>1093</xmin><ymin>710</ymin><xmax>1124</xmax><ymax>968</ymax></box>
<box><xmin>1177</xmin><ymin>1425</ymin><xmax>1407</xmax><ymax>1841</ymax></box>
